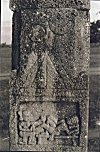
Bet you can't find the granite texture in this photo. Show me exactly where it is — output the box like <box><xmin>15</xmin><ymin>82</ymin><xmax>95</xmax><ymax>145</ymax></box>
<box><xmin>9</xmin><ymin>0</ymin><xmax>90</xmax><ymax>151</ymax></box>
<box><xmin>10</xmin><ymin>0</ymin><xmax>90</xmax><ymax>10</ymax></box>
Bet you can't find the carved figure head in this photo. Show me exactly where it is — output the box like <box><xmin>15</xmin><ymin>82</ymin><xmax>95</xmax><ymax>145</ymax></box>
<box><xmin>32</xmin><ymin>24</ymin><xmax>54</xmax><ymax>50</ymax></box>
<box><xmin>67</xmin><ymin>116</ymin><xmax>79</xmax><ymax>126</ymax></box>
<box><xmin>22</xmin><ymin>110</ymin><xmax>32</xmax><ymax>121</ymax></box>
<box><xmin>32</xmin><ymin>25</ymin><xmax>46</xmax><ymax>42</ymax></box>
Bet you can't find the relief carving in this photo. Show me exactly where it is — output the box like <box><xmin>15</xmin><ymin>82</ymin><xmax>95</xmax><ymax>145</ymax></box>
<box><xmin>18</xmin><ymin>22</ymin><xmax>56</xmax><ymax>98</ymax></box>
<box><xmin>17</xmin><ymin>10</ymin><xmax>76</xmax><ymax>99</ymax></box>
<box><xmin>18</xmin><ymin>110</ymin><xmax>36</xmax><ymax>144</ymax></box>
<box><xmin>11</xmin><ymin>9</ymin><xmax>88</xmax><ymax>102</ymax></box>
<box><xmin>17</xmin><ymin>108</ymin><xmax>80</xmax><ymax>146</ymax></box>
<box><xmin>48</xmin><ymin>9</ymin><xmax>76</xmax><ymax>35</ymax></box>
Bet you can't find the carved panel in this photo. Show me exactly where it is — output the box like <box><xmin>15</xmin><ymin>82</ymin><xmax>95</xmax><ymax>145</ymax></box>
<box><xmin>11</xmin><ymin>9</ymin><xmax>88</xmax><ymax>101</ymax></box>
<box><xmin>19</xmin><ymin>9</ymin><xmax>76</xmax><ymax>72</ymax></box>
<box><xmin>17</xmin><ymin>101</ymin><xmax>81</xmax><ymax>146</ymax></box>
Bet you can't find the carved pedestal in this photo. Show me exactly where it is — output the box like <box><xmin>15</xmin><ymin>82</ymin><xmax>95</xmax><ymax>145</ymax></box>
<box><xmin>9</xmin><ymin>0</ymin><xmax>90</xmax><ymax>151</ymax></box>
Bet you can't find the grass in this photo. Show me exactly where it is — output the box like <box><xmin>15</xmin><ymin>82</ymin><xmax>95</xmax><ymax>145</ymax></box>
<box><xmin>0</xmin><ymin>47</ymin><xmax>12</xmax><ymax>74</ymax></box>
<box><xmin>0</xmin><ymin>80</ymin><xmax>9</xmax><ymax>136</ymax></box>
<box><xmin>0</xmin><ymin>79</ymin><xmax>9</xmax><ymax>151</ymax></box>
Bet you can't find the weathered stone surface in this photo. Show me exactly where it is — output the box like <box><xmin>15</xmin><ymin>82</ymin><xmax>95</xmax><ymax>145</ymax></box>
<box><xmin>9</xmin><ymin>0</ymin><xmax>90</xmax><ymax>151</ymax></box>
<box><xmin>10</xmin><ymin>0</ymin><xmax>90</xmax><ymax>10</ymax></box>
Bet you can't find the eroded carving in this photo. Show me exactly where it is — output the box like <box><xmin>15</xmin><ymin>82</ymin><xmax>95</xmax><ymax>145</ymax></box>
<box><xmin>15</xmin><ymin>9</ymin><xmax>78</xmax><ymax>100</ymax></box>
<box><xmin>10</xmin><ymin>9</ymin><xmax>89</xmax><ymax>105</ymax></box>
<box><xmin>18</xmin><ymin>110</ymin><xmax>36</xmax><ymax>144</ymax></box>
<box><xmin>48</xmin><ymin>9</ymin><xmax>76</xmax><ymax>35</ymax></box>
<box><xmin>17</xmin><ymin>106</ymin><xmax>80</xmax><ymax>146</ymax></box>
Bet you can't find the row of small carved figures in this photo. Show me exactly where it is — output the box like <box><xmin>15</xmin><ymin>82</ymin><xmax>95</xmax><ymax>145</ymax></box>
<box><xmin>18</xmin><ymin>111</ymin><xmax>80</xmax><ymax>145</ymax></box>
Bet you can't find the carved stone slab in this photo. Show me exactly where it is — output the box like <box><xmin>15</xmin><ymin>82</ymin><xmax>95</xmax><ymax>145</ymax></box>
<box><xmin>9</xmin><ymin>0</ymin><xmax>90</xmax><ymax>151</ymax></box>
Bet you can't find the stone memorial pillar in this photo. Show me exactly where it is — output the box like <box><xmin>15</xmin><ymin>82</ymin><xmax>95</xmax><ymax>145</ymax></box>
<box><xmin>9</xmin><ymin>0</ymin><xmax>90</xmax><ymax>151</ymax></box>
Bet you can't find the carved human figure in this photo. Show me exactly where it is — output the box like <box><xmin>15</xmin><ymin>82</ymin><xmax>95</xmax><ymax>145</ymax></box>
<box><xmin>67</xmin><ymin>116</ymin><xmax>79</xmax><ymax>135</ymax></box>
<box><xmin>51</xmin><ymin>118</ymin><xmax>70</xmax><ymax>140</ymax></box>
<box><xmin>33</xmin><ymin>115</ymin><xmax>58</xmax><ymax>144</ymax></box>
<box><xmin>42</xmin><ymin>115</ymin><xmax>58</xmax><ymax>134</ymax></box>
<box><xmin>67</xmin><ymin>116</ymin><xmax>79</xmax><ymax>146</ymax></box>
<box><xmin>50</xmin><ymin>115</ymin><xmax>79</xmax><ymax>146</ymax></box>
<box><xmin>18</xmin><ymin>110</ymin><xmax>36</xmax><ymax>144</ymax></box>
<box><xmin>30</xmin><ymin>24</ymin><xmax>54</xmax><ymax>95</ymax></box>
